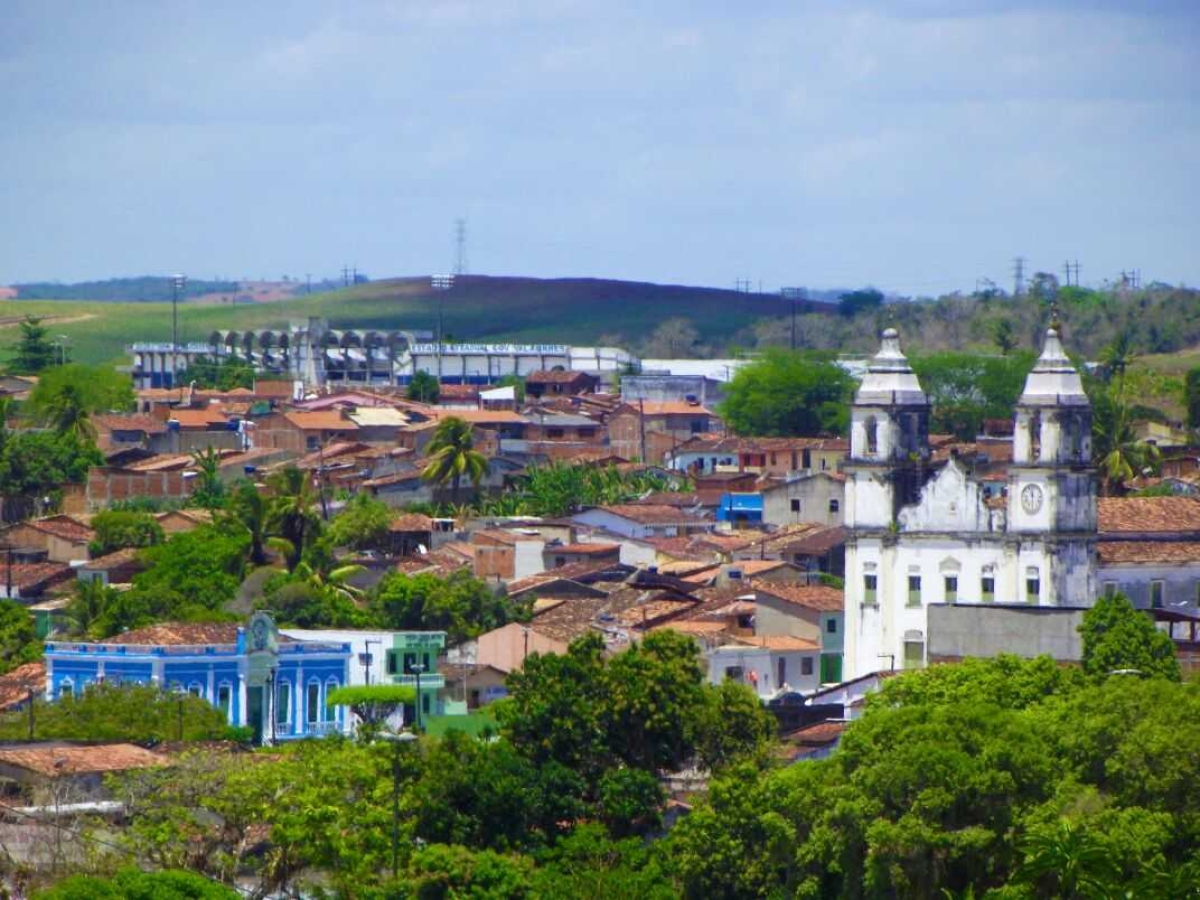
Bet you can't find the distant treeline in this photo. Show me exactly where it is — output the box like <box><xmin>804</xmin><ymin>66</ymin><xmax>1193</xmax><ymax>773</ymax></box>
<box><xmin>13</xmin><ymin>276</ymin><xmax>240</xmax><ymax>302</ymax></box>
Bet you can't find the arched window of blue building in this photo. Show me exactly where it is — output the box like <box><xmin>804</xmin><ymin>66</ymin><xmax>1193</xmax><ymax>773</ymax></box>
<box><xmin>276</xmin><ymin>681</ymin><xmax>291</xmax><ymax>729</ymax></box>
<box><xmin>217</xmin><ymin>682</ymin><xmax>232</xmax><ymax>717</ymax></box>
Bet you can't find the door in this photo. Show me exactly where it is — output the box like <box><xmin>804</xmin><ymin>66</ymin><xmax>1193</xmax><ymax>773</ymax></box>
<box><xmin>247</xmin><ymin>686</ymin><xmax>264</xmax><ymax>745</ymax></box>
<box><xmin>820</xmin><ymin>654</ymin><xmax>842</xmax><ymax>684</ymax></box>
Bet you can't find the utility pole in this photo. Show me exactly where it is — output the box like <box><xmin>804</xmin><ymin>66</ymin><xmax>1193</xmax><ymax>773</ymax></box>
<box><xmin>781</xmin><ymin>287</ymin><xmax>805</xmax><ymax>350</ymax></box>
<box><xmin>1072</xmin><ymin>260</ymin><xmax>1081</xmax><ymax>287</ymax></box>
<box><xmin>1012</xmin><ymin>257</ymin><xmax>1025</xmax><ymax>297</ymax></box>
<box><xmin>1064</xmin><ymin>260</ymin><xmax>1072</xmax><ymax>287</ymax></box>
<box><xmin>342</xmin><ymin>265</ymin><xmax>350</xmax><ymax>288</ymax></box>
<box><xmin>171</xmin><ymin>274</ymin><xmax>186</xmax><ymax>390</ymax></box>
<box><xmin>305</xmin><ymin>273</ymin><xmax>312</xmax><ymax>295</ymax></box>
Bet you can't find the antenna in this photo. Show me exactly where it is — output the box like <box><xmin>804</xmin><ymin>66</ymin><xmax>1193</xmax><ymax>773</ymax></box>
<box><xmin>454</xmin><ymin>218</ymin><xmax>468</xmax><ymax>276</ymax></box>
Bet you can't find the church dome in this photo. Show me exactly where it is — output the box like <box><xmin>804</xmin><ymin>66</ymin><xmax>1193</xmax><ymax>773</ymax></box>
<box><xmin>855</xmin><ymin>328</ymin><xmax>928</xmax><ymax>406</ymax></box>
<box><xmin>1018</xmin><ymin>326</ymin><xmax>1089</xmax><ymax>408</ymax></box>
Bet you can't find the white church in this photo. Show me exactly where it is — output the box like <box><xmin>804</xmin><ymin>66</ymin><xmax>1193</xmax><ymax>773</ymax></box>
<box><xmin>843</xmin><ymin>322</ymin><xmax>1100</xmax><ymax>678</ymax></box>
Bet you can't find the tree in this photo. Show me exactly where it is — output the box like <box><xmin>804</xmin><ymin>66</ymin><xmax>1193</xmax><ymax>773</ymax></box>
<box><xmin>326</xmin><ymin>684</ymin><xmax>415</xmax><ymax>740</ymax></box>
<box><xmin>0</xmin><ymin>430</ymin><xmax>102</xmax><ymax>519</ymax></box>
<box><xmin>88</xmin><ymin>509</ymin><xmax>164</xmax><ymax>557</ymax></box>
<box><xmin>718</xmin><ymin>348</ymin><xmax>855</xmax><ymax>437</ymax></box>
<box><xmin>1078</xmin><ymin>592</ymin><xmax>1180</xmax><ymax>681</ymax></box>
<box><xmin>407</xmin><ymin>369</ymin><xmax>440</xmax><ymax>404</ymax></box>
<box><xmin>27</xmin><ymin>363</ymin><xmax>135</xmax><ymax>419</ymax></box>
<box><xmin>370</xmin><ymin>569</ymin><xmax>525</xmax><ymax>645</ymax></box>
<box><xmin>65</xmin><ymin>577</ymin><xmax>118</xmax><ymax>638</ymax></box>
<box><xmin>325</xmin><ymin>491</ymin><xmax>392</xmax><ymax>552</ymax></box>
<box><xmin>597</xmin><ymin>767</ymin><xmax>666</xmax><ymax>838</ymax></box>
<box><xmin>910</xmin><ymin>351</ymin><xmax>1034</xmax><ymax>439</ymax></box>
<box><xmin>38</xmin><ymin>381</ymin><xmax>96</xmax><ymax>441</ymax></box>
<box><xmin>991</xmin><ymin>317</ymin><xmax>1019</xmax><ymax>355</ymax></box>
<box><xmin>9</xmin><ymin>316</ymin><xmax>56</xmax><ymax>373</ymax></box>
<box><xmin>640</xmin><ymin>317</ymin><xmax>700</xmax><ymax>357</ymax></box>
<box><xmin>226</xmin><ymin>482</ymin><xmax>270</xmax><ymax>566</ymax></box>
<box><xmin>189</xmin><ymin>447</ymin><xmax>225</xmax><ymax>508</ymax></box>
<box><xmin>838</xmin><ymin>287</ymin><xmax>884</xmax><ymax>317</ymax></box>
<box><xmin>266</xmin><ymin>466</ymin><xmax>322</xmax><ymax>572</ymax></box>
<box><xmin>690</xmin><ymin>679</ymin><xmax>776</xmax><ymax>771</ymax></box>
<box><xmin>34</xmin><ymin>868</ymin><xmax>240</xmax><ymax>900</ymax></box>
<box><xmin>420</xmin><ymin>416</ymin><xmax>488</xmax><ymax>504</ymax></box>
<box><xmin>0</xmin><ymin>682</ymin><xmax>230</xmax><ymax>742</ymax></box>
<box><xmin>0</xmin><ymin>597</ymin><xmax>40</xmax><ymax>675</ymax></box>
<box><xmin>1014</xmin><ymin>819</ymin><xmax>1119</xmax><ymax>900</ymax></box>
<box><xmin>496</xmin><ymin>372</ymin><xmax>526</xmax><ymax>402</ymax></box>
<box><xmin>175</xmin><ymin>354</ymin><xmax>255</xmax><ymax>391</ymax></box>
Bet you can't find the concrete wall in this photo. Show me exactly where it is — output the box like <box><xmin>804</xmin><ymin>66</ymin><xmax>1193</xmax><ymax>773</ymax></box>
<box><xmin>1098</xmin><ymin>562</ymin><xmax>1200</xmax><ymax>613</ymax></box>
<box><xmin>927</xmin><ymin>603</ymin><xmax>1085</xmax><ymax>663</ymax></box>
<box><xmin>762</xmin><ymin>476</ymin><xmax>845</xmax><ymax>528</ymax></box>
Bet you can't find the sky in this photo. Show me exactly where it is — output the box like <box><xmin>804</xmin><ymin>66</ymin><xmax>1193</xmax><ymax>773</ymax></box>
<box><xmin>1</xmin><ymin>0</ymin><xmax>1196</xmax><ymax>296</ymax></box>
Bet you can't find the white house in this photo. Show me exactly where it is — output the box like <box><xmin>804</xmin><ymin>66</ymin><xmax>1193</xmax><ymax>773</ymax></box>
<box><xmin>706</xmin><ymin>636</ymin><xmax>822</xmax><ymax>698</ymax></box>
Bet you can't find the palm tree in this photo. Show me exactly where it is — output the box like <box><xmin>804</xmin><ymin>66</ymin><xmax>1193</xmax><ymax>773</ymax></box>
<box><xmin>1016</xmin><ymin>819</ymin><xmax>1118</xmax><ymax>899</ymax></box>
<box><xmin>65</xmin><ymin>577</ymin><xmax>116</xmax><ymax>638</ymax></box>
<box><xmin>420</xmin><ymin>417</ymin><xmax>488</xmax><ymax>505</ymax></box>
<box><xmin>189</xmin><ymin>446</ymin><xmax>224</xmax><ymax>508</ymax></box>
<box><xmin>266</xmin><ymin>466</ymin><xmax>322</xmax><ymax>572</ymax></box>
<box><xmin>227</xmin><ymin>482</ymin><xmax>270</xmax><ymax>566</ymax></box>
<box><xmin>43</xmin><ymin>382</ymin><xmax>95</xmax><ymax>441</ymax></box>
<box><xmin>1092</xmin><ymin>332</ymin><xmax>1160</xmax><ymax>495</ymax></box>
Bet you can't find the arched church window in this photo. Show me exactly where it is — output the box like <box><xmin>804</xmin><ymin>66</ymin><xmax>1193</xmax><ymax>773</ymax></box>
<box><xmin>865</xmin><ymin>417</ymin><xmax>878</xmax><ymax>456</ymax></box>
<box><xmin>1029</xmin><ymin>412</ymin><xmax>1042</xmax><ymax>459</ymax></box>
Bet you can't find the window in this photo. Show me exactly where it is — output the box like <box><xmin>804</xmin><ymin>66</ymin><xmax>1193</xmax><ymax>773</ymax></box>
<box><xmin>1104</xmin><ymin>582</ymin><xmax>1118</xmax><ymax>598</ymax></box>
<box><xmin>724</xmin><ymin>666</ymin><xmax>744</xmax><ymax>681</ymax></box>
<box><xmin>690</xmin><ymin>420</ymin><xmax>705</xmax><ymax>434</ymax></box>
<box><xmin>863</xmin><ymin>574</ymin><xmax>878</xmax><ymax>605</ymax></box>
<box><xmin>908</xmin><ymin>575</ymin><xmax>922</xmax><ymax>606</ymax></box>
<box><xmin>904</xmin><ymin>641</ymin><xmax>925</xmax><ymax>670</ymax></box>
<box><xmin>1026</xmin><ymin>572</ymin><xmax>1041</xmax><ymax>604</ymax></box>
<box><xmin>59</xmin><ymin>678</ymin><xmax>74</xmax><ymax>699</ymax></box>
<box><xmin>802</xmin><ymin>449</ymin><xmax>812</xmax><ymax>469</ymax></box>
<box><xmin>982</xmin><ymin>577</ymin><xmax>995</xmax><ymax>602</ymax></box>
<box><xmin>828</xmin><ymin>499</ymin><xmax>840</xmax><ymax>514</ymax></box>
<box><xmin>801</xmin><ymin>657</ymin><xmax>814</xmax><ymax>676</ymax></box>
<box><xmin>554</xmin><ymin>556</ymin><xmax>566</xmax><ymax>567</ymax></box>
<box><xmin>826</xmin><ymin>618</ymin><xmax>838</xmax><ymax>634</ymax></box>
<box><xmin>546</xmin><ymin>428</ymin><xmax>564</xmax><ymax>439</ymax></box>
<box><xmin>865</xmin><ymin>417</ymin><xmax>878</xmax><ymax>456</ymax></box>
<box><xmin>1150</xmin><ymin>580</ymin><xmax>1164</xmax><ymax>609</ymax></box>
<box><xmin>790</xmin><ymin>499</ymin><xmax>802</xmax><ymax>513</ymax></box>
<box><xmin>307</xmin><ymin>682</ymin><xmax>321</xmax><ymax>724</ymax></box>
<box><xmin>276</xmin><ymin>681</ymin><xmax>291</xmax><ymax>726</ymax></box>
<box><xmin>770</xmin><ymin>453</ymin><xmax>777</xmax><ymax>466</ymax></box>
<box><xmin>791</xmin><ymin>452</ymin><xmax>798</xmax><ymax>470</ymax></box>
<box><xmin>944</xmin><ymin>576</ymin><xmax>958</xmax><ymax>603</ymax></box>
<box><xmin>217</xmin><ymin>683</ymin><xmax>232</xmax><ymax>717</ymax></box>
<box><xmin>306</xmin><ymin>436</ymin><xmax>319</xmax><ymax>451</ymax></box>
<box><xmin>821</xmin><ymin>458</ymin><xmax>828</xmax><ymax>470</ymax></box>
<box><xmin>386</xmin><ymin>651</ymin><xmax>398</xmax><ymax>675</ymax></box>
<box><xmin>777</xmin><ymin>657</ymin><xmax>786</xmax><ymax>686</ymax></box>
<box><xmin>188</xmin><ymin>682</ymin><xmax>204</xmax><ymax>698</ymax></box>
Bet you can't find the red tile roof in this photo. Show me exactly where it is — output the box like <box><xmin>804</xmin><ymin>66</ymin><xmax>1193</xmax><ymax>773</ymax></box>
<box><xmin>752</xmin><ymin>580</ymin><xmax>844</xmax><ymax>612</ymax></box>
<box><xmin>7</xmin><ymin>563</ymin><xmax>75</xmax><ymax>592</ymax></box>
<box><xmin>526</xmin><ymin>369</ymin><xmax>595</xmax><ymax>384</ymax></box>
<box><xmin>0</xmin><ymin>743</ymin><xmax>167</xmax><ymax>776</ymax></box>
<box><xmin>102</xmin><ymin>622</ymin><xmax>244</xmax><ymax>646</ymax></box>
<box><xmin>390</xmin><ymin>513</ymin><xmax>434</xmax><ymax>533</ymax></box>
<box><xmin>1097</xmin><ymin>541</ymin><xmax>1200</xmax><ymax>564</ymax></box>
<box><xmin>733</xmin><ymin>634</ymin><xmax>820</xmax><ymax>651</ymax></box>
<box><xmin>28</xmin><ymin>516</ymin><xmax>95</xmax><ymax>543</ymax></box>
<box><xmin>284</xmin><ymin>411</ymin><xmax>359</xmax><ymax>432</ymax></box>
<box><xmin>1098</xmin><ymin>497</ymin><xmax>1200</xmax><ymax>534</ymax></box>
<box><xmin>93</xmin><ymin>414</ymin><xmax>168</xmax><ymax>435</ymax></box>
<box><xmin>168</xmin><ymin>408</ymin><xmax>231</xmax><ymax>429</ymax></box>
<box><xmin>0</xmin><ymin>662</ymin><xmax>45</xmax><ymax>711</ymax></box>
<box><xmin>591</xmin><ymin>504</ymin><xmax>707</xmax><ymax>526</ymax></box>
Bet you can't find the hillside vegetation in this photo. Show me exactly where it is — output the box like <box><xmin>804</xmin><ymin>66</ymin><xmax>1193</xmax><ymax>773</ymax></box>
<box><xmin>0</xmin><ymin>275</ymin><xmax>1196</xmax><ymax>370</ymax></box>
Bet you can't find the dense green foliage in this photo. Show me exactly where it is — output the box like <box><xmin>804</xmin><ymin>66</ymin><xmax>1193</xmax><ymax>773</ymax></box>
<box><xmin>0</xmin><ymin>430</ymin><xmax>102</xmax><ymax>520</ymax></box>
<box><xmin>26</xmin><ymin>363</ymin><xmax>135</xmax><ymax>419</ymax></box>
<box><xmin>370</xmin><ymin>569</ymin><xmax>527</xmax><ymax>645</ymax></box>
<box><xmin>0</xmin><ymin>597</ymin><xmax>41</xmax><ymax>674</ymax></box>
<box><xmin>667</xmin><ymin>655</ymin><xmax>1200</xmax><ymax>899</ymax></box>
<box><xmin>9</xmin><ymin>316</ymin><xmax>58</xmax><ymax>373</ymax></box>
<box><xmin>719</xmin><ymin>348</ymin><xmax>855</xmax><ymax>436</ymax></box>
<box><xmin>910</xmin><ymin>350</ymin><xmax>1035</xmax><ymax>439</ymax></box>
<box><xmin>34</xmin><ymin>867</ymin><xmax>240</xmax><ymax>899</ymax></box>
<box><xmin>87</xmin><ymin>509</ymin><xmax>164</xmax><ymax>557</ymax></box>
<box><xmin>174</xmin><ymin>354</ymin><xmax>256</xmax><ymax>391</ymax></box>
<box><xmin>325</xmin><ymin>492</ymin><xmax>393</xmax><ymax>552</ymax></box>
<box><xmin>837</xmin><ymin>287</ymin><xmax>884</xmax><ymax>318</ymax></box>
<box><xmin>0</xmin><ymin>682</ymin><xmax>231</xmax><ymax>743</ymax></box>
<box><xmin>1187</xmin><ymin>366</ymin><xmax>1200</xmax><ymax>431</ymax></box>
<box><xmin>1079</xmin><ymin>593</ymin><xmax>1180</xmax><ymax>681</ymax></box>
<box><xmin>407</xmin><ymin>369</ymin><xmax>440</xmax><ymax>403</ymax></box>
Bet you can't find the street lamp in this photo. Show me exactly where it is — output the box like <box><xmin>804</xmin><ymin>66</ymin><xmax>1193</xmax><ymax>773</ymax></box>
<box><xmin>407</xmin><ymin>662</ymin><xmax>426</xmax><ymax>733</ymax></box>
<box><xmin>171</xmin><ymin>273</ymin><xmax>186</xmax><ymax>389</ymax></box>
<box><xmin>379</xmin><ymin>730</ymin><xmax>419</xmax><ymax>879</ymax></box>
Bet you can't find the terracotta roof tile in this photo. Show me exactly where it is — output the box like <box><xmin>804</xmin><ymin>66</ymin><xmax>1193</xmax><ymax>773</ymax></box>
<box><xmin>526</xmin><ymin>370</ymin><xmax>595</xmax><ymax>384</ymax></box>
<box><xmin>284</xmin><ymin>411</ymin><xmax>359</xmax><ymax>431</ymax></box>
<box><xmin>0</xmin><ymin>743</ymin><xmax>167</xmax><ymax>776</ymax></box>
<box><xmin>101</xmin><ymin>622</ymin><xmax>244</xmax><ymax>646</ymax></box>
<box><xmin>168</xmin><ymin>408</ymin><xmax>231</xmax><ymax>428</ymax></box>
<box><xmin>389</xmin><ymin>514</ymin><xmax>434</xmax><ymax>533</ymax></box>
<box><xmin>732</xmin><ymin>634</ymin><xmax>820</xmax><ymax>651</ymax></box>
<box><xmin>1097</xmin><ymin>541</ymin><xmax>1200</xmax><ymax>564</ymax></box>
<box><xmin>93</xmin><ymin>414</ymin><xmax>168</xmax><ymax>435</ymax></box>
<box><xmin>1098</xmin><ymin>497</ymin><xmax>1200</xmax><ymax>534</ymax></box>
<box><xmin>751</xmin><ymin>580</ymin><xmax>843</xmax><ymax>612</ymax></box>
<box><xmin>588</xmin><ymin>504</ymin><xmax>708</xmax><ymax>526</ymax></box>
<box><xmin>23</xmin><ymin>516</ymin><xmax>95</xmax><ymax>543</ymax></box>
<box><xmin>0</xmin><ymin>662</ymin><xmax>45</xmax><ymax>711</ymax></box>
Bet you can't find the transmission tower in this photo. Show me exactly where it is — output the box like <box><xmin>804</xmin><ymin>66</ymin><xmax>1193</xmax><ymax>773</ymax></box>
<box><xmin>454</xmin><ymin>219</ymin><xmax>468</xmax><ymax>276</ymax></box>
<box><xmin>1012</xmin><ymin>257</ymin><xmax>1025</xmax><ymax>297</ymax></box>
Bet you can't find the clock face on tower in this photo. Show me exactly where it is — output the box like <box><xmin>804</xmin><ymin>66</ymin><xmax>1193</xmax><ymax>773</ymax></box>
<box><xmin>1021</xmin><ymin>483</ymin><xmax>1044</xmax><ymax>514</ymax></box>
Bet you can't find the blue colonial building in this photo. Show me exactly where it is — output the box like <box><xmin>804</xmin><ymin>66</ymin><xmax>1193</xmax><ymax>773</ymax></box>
<box><xmin>43</xmin><ymin>614</ymin><xmax>352</xmax><ymax>744</ymax></box>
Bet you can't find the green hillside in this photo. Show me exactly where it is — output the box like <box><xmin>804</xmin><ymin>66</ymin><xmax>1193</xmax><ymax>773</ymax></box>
<box><xmin>0</xmin><ymin>275</ymin><xmax>833</xmax><ymax>366</ymax></box>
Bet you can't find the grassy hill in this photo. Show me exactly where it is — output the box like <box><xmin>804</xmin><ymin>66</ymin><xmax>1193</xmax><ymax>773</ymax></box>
<box><xmin>0</xmin><ymin>275</ymin><xmax>834</xmax><ymax>366</ymax></box>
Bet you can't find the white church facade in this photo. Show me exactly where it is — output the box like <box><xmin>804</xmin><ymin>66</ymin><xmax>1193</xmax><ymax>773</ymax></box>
<box><xmin>843</xmin><ymin>324</ymin><xmax>1098</xmax><ymax>678</ymax></box>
